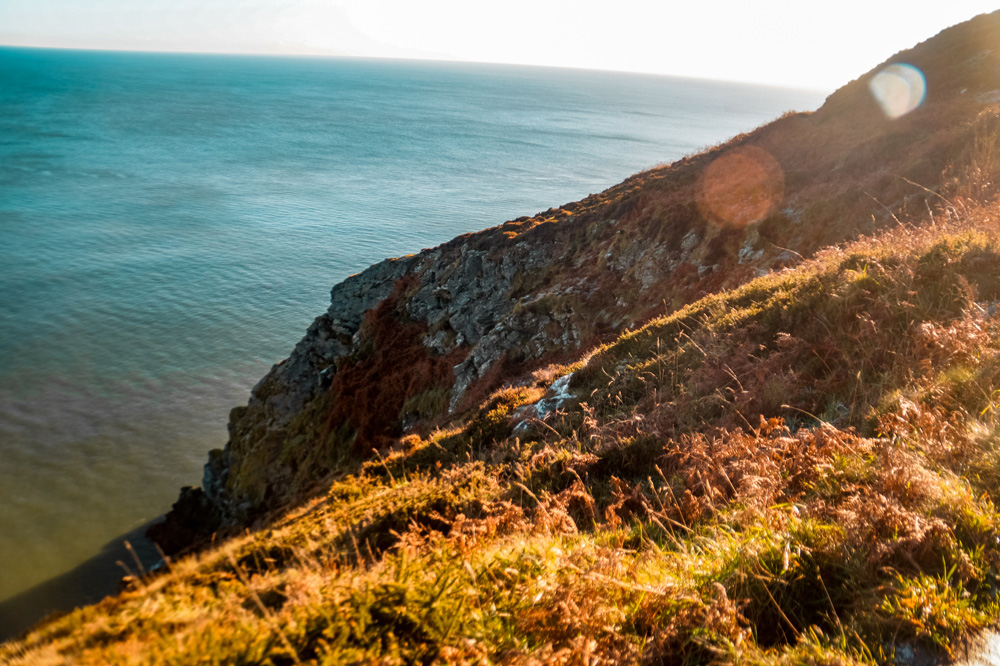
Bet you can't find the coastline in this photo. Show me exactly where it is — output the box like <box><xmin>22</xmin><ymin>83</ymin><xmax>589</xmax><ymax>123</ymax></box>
<box><xmin>7</xmin><ymin>11</ymin><xmax>1000</xmax><ymax>661</ymax></box>
<box><xmin>0</xmin><ymin>50</ymin><xmax>825</xmax><ymax>606</ymax></box>
<box><xmin>0</xmin><ymin>520</ymin><xmax>162</xmax><ymax>641</ymax></box>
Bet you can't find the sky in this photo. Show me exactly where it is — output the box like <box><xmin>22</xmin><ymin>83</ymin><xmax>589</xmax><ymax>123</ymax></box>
<box><xmin>1</xmin><ymin>1</ymin><xmax>998</xmax><ymax>90</ymax></box>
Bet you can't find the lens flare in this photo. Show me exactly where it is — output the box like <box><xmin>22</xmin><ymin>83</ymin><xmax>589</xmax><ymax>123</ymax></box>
<box><xmin>869</xmin><ymin>63</ymin><xmax>926</xmax><ymax>119</ymax></box>
<box><xmin>697</xmin><ymin>145</ymin><xmax>784</xmax><ymax>227</ymax></box>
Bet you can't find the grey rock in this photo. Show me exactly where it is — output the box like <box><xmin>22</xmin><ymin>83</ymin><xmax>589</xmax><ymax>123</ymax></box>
<box><xmin>190</xmin><ymin>180</ymin><xmax>802</xmax><ymax>526</ymax></box>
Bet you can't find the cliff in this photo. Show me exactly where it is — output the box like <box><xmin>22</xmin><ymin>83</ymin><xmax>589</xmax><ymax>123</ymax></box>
<box><xmin>10</xmin><ymin>10</ymin><xmax>1000</xmax><ymax>666</ymax></box>
<box><xmin>153</xmin><ymin>9</ymin><xmax>1000</xmax><ymax>537</ymax></box>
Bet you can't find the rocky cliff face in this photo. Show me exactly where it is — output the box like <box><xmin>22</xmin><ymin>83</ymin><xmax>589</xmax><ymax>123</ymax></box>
<box><xmin>154</xmin><ymin>11</ymin><xmax>1000</xmax><ymax>543</ymax></box>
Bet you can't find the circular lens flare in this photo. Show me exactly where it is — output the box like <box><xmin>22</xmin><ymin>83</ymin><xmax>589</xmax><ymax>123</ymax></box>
<box><xmin>697</xmin><ymin>146</ymin><xmax>784</xmax><ymax>227</ymax></box>
<box><xmin>869</xmin><ymin>63</ymin><xmax>926</xmax><ymax>119</ymax></box>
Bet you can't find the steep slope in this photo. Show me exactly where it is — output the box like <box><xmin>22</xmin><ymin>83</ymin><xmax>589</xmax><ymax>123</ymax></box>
<box><xmin>151</xmin><ymin>10</ymin><xmax>1000</xmax><ymax>540</ymax></box>
<box><xmin>11</xmin><ymin>10</ymin><xmax>1000</xmax><ymax>665</ymax></box>
<box><xmin>10</xmin><ymin>182</ymin><xmax>1000</xmax><ymax>666</ymax></box>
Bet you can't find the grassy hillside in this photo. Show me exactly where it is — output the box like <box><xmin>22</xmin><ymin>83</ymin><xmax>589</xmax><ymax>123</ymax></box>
<box><xmin>8</xmin><ymin>205</ymin><xmax>1000</xmax><ymax>664</ymax></box>
<box><xmin>186</xmin><ymin>24</ymin><xmax>1000</xmax><ymax>526</ymax></box>
<box><xmin>9</xmin><ymin>11</ymin><xmax>1000</xmax><ymax>665</ymax></box>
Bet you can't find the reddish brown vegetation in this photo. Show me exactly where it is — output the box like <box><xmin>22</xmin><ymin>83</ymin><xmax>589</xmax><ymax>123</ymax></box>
<box><xmin>324</xmin><ymin>277</ymin><xmax>467</xmax><ymax>453</ymax></box>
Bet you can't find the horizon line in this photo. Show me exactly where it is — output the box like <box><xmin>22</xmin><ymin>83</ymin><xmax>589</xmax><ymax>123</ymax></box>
<box><xmin>0</xmin><ymin>41</ymin><xmax>836</xmax><ymax>95</ymax></box>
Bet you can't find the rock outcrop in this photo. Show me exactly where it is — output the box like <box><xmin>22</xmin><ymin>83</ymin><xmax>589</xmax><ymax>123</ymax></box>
<box><xmin>152</xmin><ymin>11</ymin><xmax>1000</xmax><ymax>544</ymax></box>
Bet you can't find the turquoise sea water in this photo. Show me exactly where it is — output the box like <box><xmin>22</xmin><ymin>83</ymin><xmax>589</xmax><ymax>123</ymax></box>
<box><xmin>0</xmin><ymin>46</ymin><xmax>827</xmax><ymax>615</ymax></box>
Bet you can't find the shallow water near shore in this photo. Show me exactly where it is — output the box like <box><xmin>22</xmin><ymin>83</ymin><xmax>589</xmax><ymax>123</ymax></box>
<box><xmin>0</xmin><ymin>46</ymin><xmax>826</xmax><ymax>632</ymax></box>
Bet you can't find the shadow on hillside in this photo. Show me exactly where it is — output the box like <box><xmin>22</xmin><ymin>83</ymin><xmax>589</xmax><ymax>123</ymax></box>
<box><xmin>0</xmin><ymin>519</ymin><xmax>163</xmax><ymax>642</ymax></box>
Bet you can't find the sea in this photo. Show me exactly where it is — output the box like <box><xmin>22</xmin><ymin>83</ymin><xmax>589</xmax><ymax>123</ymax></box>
<box><xmin>0</xmin><ymin>46</ymin><xmax>827</xmax><ymax>634</ymax></box>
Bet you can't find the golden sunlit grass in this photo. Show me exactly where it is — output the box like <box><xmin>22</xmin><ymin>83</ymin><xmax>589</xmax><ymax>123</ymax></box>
<box><xmin>9</xmin><ymin>203</ymin><xmax>1000</xmax><ymax>664</ymax></box>
<box><xmin>11</xmin><ymin>14</ymin><xmax>1000</xmax><ymax>659</ymax></box>
<box><xmin>208</xmin><ymin>20</ymin><xmax>1000</xmax><ymax>526</ymax></box>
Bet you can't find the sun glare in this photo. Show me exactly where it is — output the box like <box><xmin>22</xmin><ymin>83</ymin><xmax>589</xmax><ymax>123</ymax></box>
<box><xmin>697</xmin><ymin>146</ymin><xmax>785</xmax><ymax>227</ymax></box>
<box><xmin>869</xmin><ymin>63</ymin><xmax>926</xmax><ymax>118</ymax></box>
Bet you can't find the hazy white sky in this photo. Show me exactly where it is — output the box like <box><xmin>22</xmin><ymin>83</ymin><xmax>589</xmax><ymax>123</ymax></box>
<box><xmin>1</xmin><ymin>1</ymin><xmax>997</xmax><ymax>90</ymax></box>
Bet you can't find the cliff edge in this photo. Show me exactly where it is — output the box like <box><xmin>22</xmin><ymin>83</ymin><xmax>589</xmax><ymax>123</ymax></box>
<box><xmin>148</xmin><ymin>10</ymin><xmax>1000</xmax><ymax>545</ymax></box>
<box><xmin>11</xmin><ymin>11</ymin><xmax>1000</xmax><ymax>665</ymax></box>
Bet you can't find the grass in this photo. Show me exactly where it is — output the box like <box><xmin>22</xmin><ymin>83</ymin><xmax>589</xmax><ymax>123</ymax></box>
<box><xmin>209</xmin><ymin>13</ymin><xmax>1000</xmax><ymax>526</ymax></box>
<box><xmin>10</xmin><ymin>13</ymin><xmax>1000</xmax><ymax>659</ymax></box>
<box><xmin>9</xmin><ymin>207</ymin><xmax>1000</xmax><ymax>664</ymax></box>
